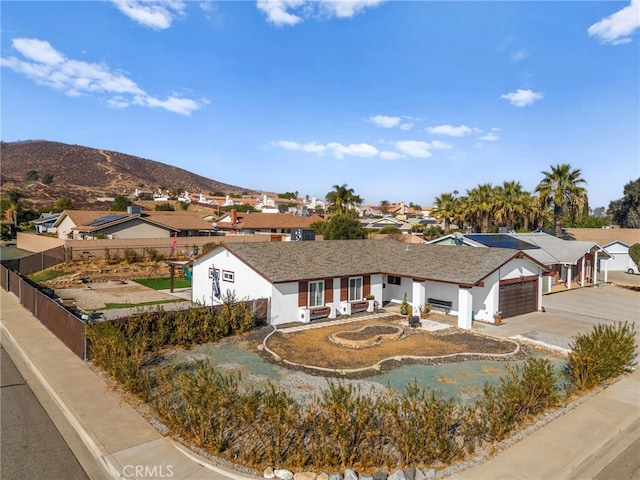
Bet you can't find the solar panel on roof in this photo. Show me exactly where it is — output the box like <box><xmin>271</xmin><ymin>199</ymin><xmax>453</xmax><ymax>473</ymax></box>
<box><xmin>86</xmin><ymin>214</ymin><xmax>127</xmax><ymax>226</ymax></box>
<box><xmin>466</xmin><ymin>234</ymin><xmax>538</xmax><ymax>250</ymax></box>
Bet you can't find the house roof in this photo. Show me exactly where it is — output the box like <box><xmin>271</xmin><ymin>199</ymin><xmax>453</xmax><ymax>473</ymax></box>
<box><xmin>216</xmin><ymin>212</ymin><xmax>323</xmax><ymax>230</ymax></box>
<box><xmin>53</xmin><ymin>210</ymin><xmax>215</xmax><ymax>233</ymax></box>
<box><xmin>203</xmin><ymin>239</ymin><xmax>546</xmax><ymax>287</ymax></box>
<box><xmin>510</xmin><ymin>232</ymin><xmax>610</xmax><ymax>264</ymax></box>
<box><xmin>428</xmin><ymin>232</ymin><xmax>609</xmax><ymax>265</ymax></box>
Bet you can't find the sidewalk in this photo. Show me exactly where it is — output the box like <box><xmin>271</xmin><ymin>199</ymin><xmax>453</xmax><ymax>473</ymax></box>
<box><xmin>1</xmin><ymin>287</ymin><xmax>639</xmax><ymax>479</ymax></box>
<box><xmin>0</xmin><ymin>289</ymin><xmax>258</xmax><ymax>480</ymax></box>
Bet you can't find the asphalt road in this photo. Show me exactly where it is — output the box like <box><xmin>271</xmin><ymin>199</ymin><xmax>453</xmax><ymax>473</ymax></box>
<box><xmin>1</xmin><ymin>346</ymin><xmax>88</xmax><ymax>480</ymax></box>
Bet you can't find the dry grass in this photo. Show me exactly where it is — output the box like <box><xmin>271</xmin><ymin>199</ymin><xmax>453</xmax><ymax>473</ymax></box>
<box><xmin>265</xmin><ymin>318</ymin><xmax>518</xmax><ymax>370</ymax></box>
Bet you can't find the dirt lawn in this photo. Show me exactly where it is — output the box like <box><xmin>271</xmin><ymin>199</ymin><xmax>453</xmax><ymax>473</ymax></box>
<box><xmin>263</xmin><ymin>318</ymin><xmax>522</xmax><ymax>371</ymax></box>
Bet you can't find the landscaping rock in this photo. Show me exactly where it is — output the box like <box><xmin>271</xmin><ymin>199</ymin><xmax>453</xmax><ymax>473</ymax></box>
<box><xmin>413</xmin><ymin>468</ymin><xmax>426</xmax><ymax>480</ymax></box>
<box><xmin>388</xmin><ymin>469</ymin><xmax>405</xmax><ymax>480</ymax></box>
<box><xmin>344</xmin><ymin>469</ymin><xmax>358</xmax><ymax>480</ymax></box>
<box><xmin>317</xmin><ymin>474</ymin><xmax>330</xmax><ymax>480</ymax></box>
<box><xmin>328</xmin><ymin>474</ymin><xmax>343</xmax><ymax>480</ymax></box>
<box><xmin>275</xmin><ymin>469</ymin><xmax>294</xmax><ymax>480</ymax></box>
<box><xmin>358</xmin><ymin>474</ymin><xmax>373</xmax><ymax>480</ymax></box>
<box><xmin>404</xmin><ymin>468</ymin><xmax>416</xmax><ymax>480</ymax></box>
<box><xmin>264</xmin><ymin>467</ymin><xmax>275</xmax><ymax>479</ymax></box>
<box><xmin>293</xmin><ymin>473</ymin><xmax>317</xmax><ymax>480</ymax></box>
<box><xmin>373</xmin><ymin>472</ymin><xmax>388</xmax><ymax>480</ymax></box>
<box><xmin>423</xmin><ymin>469</ymin><xmax>436</xmax><ymax>479</ymax></box>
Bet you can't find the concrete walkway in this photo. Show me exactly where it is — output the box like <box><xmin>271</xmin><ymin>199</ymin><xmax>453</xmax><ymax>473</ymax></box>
<box><xmin>1</xmin><ymin>287</ymin><xmax>639</xmax><ymax>479</ymax></box>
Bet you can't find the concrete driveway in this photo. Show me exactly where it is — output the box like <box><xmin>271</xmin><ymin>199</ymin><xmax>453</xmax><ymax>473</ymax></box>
<box><xmin>471</xmin><ymin>283</ymin><xmax>640</xmax><ymax>351</ymax></box>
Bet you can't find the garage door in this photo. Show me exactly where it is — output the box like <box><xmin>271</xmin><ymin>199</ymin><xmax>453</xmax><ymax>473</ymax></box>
<box><xmin>499</xmin><ymin>277</ymin><xmax>538</xmax><ymax>318</ymax></box>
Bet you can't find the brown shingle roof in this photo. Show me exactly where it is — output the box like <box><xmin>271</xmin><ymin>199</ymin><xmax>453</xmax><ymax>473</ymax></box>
<box><xmin>226</xmin><ymin>213</ymin><xmax>322</xmax><ymax>230</ymax></box>
<box><xmin>56</xmin><ymin>210</ymin><xmax>214</xmax><ymax>232</ymax></box>
<box><xmin>217</xmin><ymin>239</ymin><xmax>544</xmax><ymax>286</ymax></box>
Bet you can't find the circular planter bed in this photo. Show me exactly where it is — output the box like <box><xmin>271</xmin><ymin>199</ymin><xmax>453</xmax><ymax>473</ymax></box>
<box><xmin>330</xmin><ymin>324</ymin><xmax>403</xmax><ymax>349</ymax></box>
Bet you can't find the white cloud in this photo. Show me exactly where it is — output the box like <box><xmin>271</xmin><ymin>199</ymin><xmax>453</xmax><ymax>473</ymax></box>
<box><xmin>588</xmin><ymin>0</ymin><xmax>640</xmax><ymax>45</ymax></box>
<box><xmin>1</xmin><ymin>37</ymin><xmax>203</xmax><ymax>116</ymax></box>
<box><xmin>431</xmin><ymin>140</ymin><xmax>453</xmax><ymax>150</ymax></box>
<box><xmin>327</xmin><ymin>142</ymin><xmax>379</xmax><ymax>159</ymax></box>
<box><xmin>500</xmin><ymin>89</ymin><xmax>544</xmax><ymax>107</ymax></box>
<box><xmin>399</xmin><ymin>123</ymin><xmax>413</xmax><ymax>131</ymax></box>
<box><xmin>273</xmin><ymin>140</ymin><xmax>327</xmax><ymax>154</ymax></box>
<box><xmin>257</xmin><ymin>0</ymin><xmax>304</xmax><ymax>27</ymax></box>
<box><xmin>379</xmin><ymin>151</ymin><xmax>403</xmax><ymax>161</ymax></box>
<box><xmin>257</xmin><ymin>0</ymin><xmax>384</xmax><ymax>26</ymax></box>
<box><xmin>272</xmin><ymin>140</ymin><xmax>378</xmax><ymax>159</ymax></box>
<box><xmin>320</xmin><ymin>0</ymin><xmax>384</xmax><ymax>18</ymax></box>
<box><xmin>110</xmin><ymin>0</ymin><xmax>186</xmax><ymax>30</ymax></box>
<box><xmin>369</xmin><ymin>114</ymin><xmax>401</xmax><ymax>128</ymax></box>
<box><xmin>426</xmin><ymin>124</ymin><xmax>475</xmax><ymax>137</ymax></box>
<box><xmin>477</xmin><ymin>131</ymin><xmax>501</xmax><ymax>142</ymax></box>
<box><xmin>394</xmin><ymin>140</ymin><xmax>432</xmax><ymax>158</ymax></box>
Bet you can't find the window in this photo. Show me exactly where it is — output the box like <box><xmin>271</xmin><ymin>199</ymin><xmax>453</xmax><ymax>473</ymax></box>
<box><xmin>309</xmin><ymin>280</ymin><xmax>324</xmax><ymax>308</ymax></box>
<box><xmin>222</xmin><ymin>270</ymin><xmax>234</xmax><ymax>282</ymax></box>
<box><xmin>387</xmin><ymin>275</ymin><xmax>401</xmax><ymax>285</ymax></box>
<box><xmin>348</xmin><ymin>277</ymin><xmax>362</xmax><ymax>302</ymax></box>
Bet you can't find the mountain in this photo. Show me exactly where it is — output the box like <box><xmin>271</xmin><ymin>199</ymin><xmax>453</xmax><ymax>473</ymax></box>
<box><xmin>0</xmin><ymin>140</ymin><xmax>259</xmax><ymax>210</ymax></box>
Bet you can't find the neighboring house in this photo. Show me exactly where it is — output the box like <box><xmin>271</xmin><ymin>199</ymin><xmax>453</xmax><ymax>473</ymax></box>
<box><xmin>191</xmin><ymin>239</ymin><xmax>549</xmax><ymax>329</ymax></box>
<box><xmin>427</xmin><ymin>232</ymin><xmax>611</xmax><ymax>291</ymax></box>
<box><xmin>53</xmin><ymin>208</ymin><xmax>216</xmax><ymax>240</ymax></box>
<box><xmin>561</xmin><ymin>228</ymin><xmax>640</xmax><ymax>273</ymax></box>
<box><xmin>602</xmin><ymin>241</ymin><xmax>637</xmax><ymax>273</ymax></box>
<box><xmin>213</xmin><ymin>211</ymin><xmax>322</xmax><ymax>237</ymax></box>
<box><xmin>33</xmin><ymin>212</ymin><xmax>61</xmax><ymax>234</ymax></box>
<box><xmin>361</xmin><ymin>217</ymin><xmax>435</xmax><ymax>234</ymax></box>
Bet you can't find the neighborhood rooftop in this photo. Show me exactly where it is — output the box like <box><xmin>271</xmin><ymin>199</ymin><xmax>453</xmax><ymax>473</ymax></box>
<box><xmin>219</xmin><ymin>239</ymin><xmax>544</xmax><ymax>287</ymax></box>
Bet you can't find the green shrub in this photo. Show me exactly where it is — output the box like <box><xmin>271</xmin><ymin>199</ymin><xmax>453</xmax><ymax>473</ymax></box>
<box><xmin>145</xmin><ymin>247</ymin><xmax>162</xmax><ymax>261</ymax></box>
<box><xmin>566</xmin><ymin>322</ymin><xmax>637</xmax><ymax>393</ymax></box>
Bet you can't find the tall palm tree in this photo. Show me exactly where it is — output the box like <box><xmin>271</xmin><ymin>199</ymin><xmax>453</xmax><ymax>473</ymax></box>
<box><xmin>379</xmin><ymin>200</ymin><xmax>390</xmax><ymax>215</ymax></box>
<box><xmin>535</xmin><ymin>164</ymin><xmax>587</xmax><ymax>237</ymax></box>
<box><xmin>431</xmin><ymin>192</ymin><xmax>458</xmax><ymax>233</ymax></box>
<box><xmin>325</xmin><ymin>184</ymin><xmax>363</xmax><ymax>214</ymax></box>
<box><xmin>466</xmin><ymin>183</ymin><xmax>495</xmax><ymax>233</ymax></box>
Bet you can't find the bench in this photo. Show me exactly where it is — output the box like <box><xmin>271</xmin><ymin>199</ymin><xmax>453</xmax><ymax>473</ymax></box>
<box><xmin>350</xmin><ymin>300</ymin><xmax>369</xmax><ymax>313</ymax></box>
<box><xmin>310</xmin><ymin>306</ymin><xmax>331</xmax><ymax>320</ymax></box>
<box><xmin>427</xmin><ymin>298</ymin><xmax>453</xmax><ymax>315</ymax></box>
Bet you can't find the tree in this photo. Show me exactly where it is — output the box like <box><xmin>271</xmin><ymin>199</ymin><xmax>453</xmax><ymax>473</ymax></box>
<box><xmin>110</xmin><ymin>195</ymin><xmax>133</xmax><ymax>211</ymax></box>
<box><xmin>155</xmin><ymin>202</ymin><xmax>175</xmax><ymax>211</ymax></box>
<box><xmin>54</xmin><ymin>196</ymin><xmax>74</xmax><ymax>212</ymax></box>
<box><xmin>494</xmin><ymin>181</ymin><xmax>530</xmax><ymax>231</ymax></box>
<box><xmin>325</xmin><ymin>184</ymin><xmax>363</xmax><ymax>214</ymax></box>
<box><xmin>377</xmin><ymin>225</ymin><xmax>401</xmax><ymax>235</ymax></box>
<box><xmin>42</xmin><ymin>173</ymin><xmax>54</xmax><ymax>185</ymax></box>
<box><xmin>278</xmin><ymin>192</ymin><xmax>298</xmax><ymax>199</ymax></box>
<box><xmin>25</xmin><ymin>170</ymin><xmax>39</xmax><ymax>181</ymax></box>
<box><xmin>629</xmin><ymin>243</ymin><xmax>640</xmax><ymax>268</ymax></box>
<box><xmin>431</xmin><ymin>192</ymin><xmax>458</xmax><ymax>233</ymax></box>
<box><xmin>177</xmin><ymin>201</ymin><xmax>189</xmax><ymax>211</ymax></box>
<box><xmin>408</xmin><ymin>202</ymin><xmax>422</xmax><ymax>214</ymax></box>
<box><xmin>536</xmin><ymin>164</ymin><xmax>587</xmax><ymax>238</ymax></box>
<box><xmin>466</xmin><ymin>183</ymin><xmax>495</xmax><ymax>233</ymax></box>
<box><xmin>379</xmin><ymin>200</ymin><xmax>390</xmax><ymax>215</ymax></box>
<box><xmin>608</xmin><ymin>178</ymin><xmax>640</xmax><ymax>228</ymax></box>
<box><xmin>323</xmin><ymin>212</ymin><xmax>366</xmax><ymax>240</ymax></box>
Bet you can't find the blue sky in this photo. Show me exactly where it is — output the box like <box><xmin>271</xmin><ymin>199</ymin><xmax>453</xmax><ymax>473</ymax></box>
<box><xmin>2</xmin><ymin>1</ymin><xmax>639</xmax><ymax>210</ymax></box>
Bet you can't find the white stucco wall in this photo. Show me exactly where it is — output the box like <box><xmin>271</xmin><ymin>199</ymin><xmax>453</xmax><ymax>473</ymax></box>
<box><xmin>383</xmin><ymin>276</ymin><xmax>410</xmax><ymax>304</ymax></box>
<box><xmin>605</xmin><ymin>243</ymin><xmax>632</xmax><ymax>271</ymax></box>
<box><xmin>424</xmin><ymin>282</ymin><xmax>458</xmax><ymax>313</ymax></box>
<box><xmin>271</xmin><ymin>282</ymin><xmax>299</xmax><ymax>325</ymax></box>
<box><xmin>192</xmin><ymin>248</ymin><xmax>272</xmax><ymax>307</ymax></box>
<box><xmin>499</xmin><ymin>257</ymin><xmax>540</xmax><ymax>280</ymax></box>
<box><xmin>471</xmin><ymin>270</ymin><xmax>499</xmax><ymax>322</ymax></box>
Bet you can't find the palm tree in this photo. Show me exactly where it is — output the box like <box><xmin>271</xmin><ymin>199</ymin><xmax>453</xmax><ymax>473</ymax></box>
<box><xmin>325</xmin><ymin>184</ymin><xmax>363</xmax><ymax>214</ymax></box>
<box><xmin>535</xmin><ymin>164</ymin><xmax>587</xmax><ymax>237</ymax></box>
<box><xmin>494</xmin><ymin>181</ymin><xmax>529</xmax><ymax>231</ymax></box>
<box><xmin>431</xmin><ymin>192</ymin><xmax>458</xmax><ymax>233</ymax></box>
<box><xmin>379</xmin><ymin>200</ymin><xmax>391</xmax><ymax>215</ymax></box>
<box><xmin>466</xmin><ymin>183</ymin><xmax>495</xmax><ymax>233</ymax></box>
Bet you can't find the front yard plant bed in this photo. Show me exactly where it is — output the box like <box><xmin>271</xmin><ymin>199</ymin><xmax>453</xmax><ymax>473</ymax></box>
<box><xmin>86</xmin><ymin>306</ymin><xmax>637</xmax><ymax>476</ymax></box>
<box><xmin>261</xmin><ymin>319</ymin><xmax>523</xmax><ymax>375</ymax></box>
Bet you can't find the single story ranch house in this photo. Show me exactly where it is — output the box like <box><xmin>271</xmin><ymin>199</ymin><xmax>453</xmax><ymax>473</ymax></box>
<box><xmin>191</xmin><ymin>239</ymin><xmax>549</xmax><ymax>329</ymax></box>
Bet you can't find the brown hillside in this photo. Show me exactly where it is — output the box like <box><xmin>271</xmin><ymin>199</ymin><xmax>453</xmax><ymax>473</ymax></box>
<box><xmin>0</xmin><ymin>140</ymin><xmax>259</xmax><ymax>210</ymax></box>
